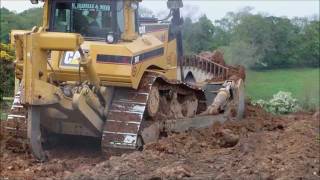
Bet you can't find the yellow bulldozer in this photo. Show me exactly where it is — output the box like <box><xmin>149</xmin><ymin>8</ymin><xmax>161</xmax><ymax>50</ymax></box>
<box><xmin>4</xmin><ymin>0</ymin><xmax>245</xmax><ymax>161</ymax></box>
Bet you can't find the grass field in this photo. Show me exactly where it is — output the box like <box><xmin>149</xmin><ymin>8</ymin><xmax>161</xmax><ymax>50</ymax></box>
<box><xmin>246</xmin><ymin>68</ymin><xmax>320</xmax><ymax>110</ymax></box>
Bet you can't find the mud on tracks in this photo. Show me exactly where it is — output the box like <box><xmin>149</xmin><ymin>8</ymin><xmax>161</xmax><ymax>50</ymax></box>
<box><xmin>1</xmin><ymin>104</ymin><xmax>319</xmax><ymax>180</ymax></box>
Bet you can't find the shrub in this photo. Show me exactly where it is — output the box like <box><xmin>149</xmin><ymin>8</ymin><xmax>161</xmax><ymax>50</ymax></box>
<box><xmin>0</xmin><ymin>43</ymin><xmax>15</xmax><ymax>101</ymax></box>
<box><xmin>253</xmin><ymin>91</ymin><xmax>300</xmax><ymax>114</ymax></box>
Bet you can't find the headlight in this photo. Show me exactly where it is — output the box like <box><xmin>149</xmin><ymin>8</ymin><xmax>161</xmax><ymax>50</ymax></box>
<box><xmin>107</xmin><ymin>34</ymin><xmax>114</xmax><ymax>44</ymax></box>
<box><xmin>131</xmin><ymin>2</ymin><xmax>138</xmax><ymax>10</ymax></box>
<box><xmin>30</xmin><ymin>0</ymin><xmax>38</xmax><ymax>4</ymax></box>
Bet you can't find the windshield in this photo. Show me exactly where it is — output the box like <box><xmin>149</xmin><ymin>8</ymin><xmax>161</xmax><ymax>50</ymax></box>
<box><xmin>51</xmin><ymin>1</ymin><xmax>113</xmax><ymax>38</ymax></box>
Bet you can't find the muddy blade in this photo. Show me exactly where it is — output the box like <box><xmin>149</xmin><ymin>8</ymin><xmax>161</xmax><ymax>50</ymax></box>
<box><xmin>225</xmin><ymin>79</ymin><xmax>245</xmax><ymax>120</ymax></box>
<box><xmin>235</xmin><ymin>79</ymin><xmax>245</xmax><ymax>119</ymax></box>
<box><xmin>28</xmin><ymin>106</ymin><xmax>47</xmax><ymax>161</ymax></box>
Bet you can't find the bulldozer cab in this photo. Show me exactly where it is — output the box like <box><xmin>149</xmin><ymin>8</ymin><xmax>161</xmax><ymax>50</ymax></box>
<box><xmin>49</xmin><ymin>0</ymin><xmax>138</xmax><ymax>42</ymax></box>
<box><xmin>50</xmin><ymin>0</ymin><xmax>133</xmax><ymax>40</ymax></box>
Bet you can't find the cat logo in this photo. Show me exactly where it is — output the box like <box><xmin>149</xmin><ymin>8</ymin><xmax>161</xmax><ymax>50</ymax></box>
<box><xmin>60</xmin><ymin>51</ymin><xmax>81</xmax><ymax>68</ymax></box>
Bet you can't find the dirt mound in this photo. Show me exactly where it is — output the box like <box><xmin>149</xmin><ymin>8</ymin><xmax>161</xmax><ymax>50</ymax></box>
<box><xmin>1</xmin><ymin>104</ymin><xmax>319</xmax><ymax>180</ymax></box>
<box><xmin>0</xmin><ymin>133</ymin><xmax>105</xmax><ymax>180</ymax></box>
<box><xmin>199</xmin><ymin>50</ymin><xmax>226</xmax><ymax>66</ymax></box>
<box><xmin>198</xmin><ymin>50</ymin><xmax>246</xmax><ymax>81</ymax></box>
<box><xmin>63</xmin><ymin>105</ymin><xmax>319</xmax><ymax>180</ymax></box>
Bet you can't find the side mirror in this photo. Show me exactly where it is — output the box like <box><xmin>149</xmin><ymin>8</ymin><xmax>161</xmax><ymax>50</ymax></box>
<box><xmin>167</xmin><ymin>0</ymin><xmax>183</xmax><ymax>9</ymax></box>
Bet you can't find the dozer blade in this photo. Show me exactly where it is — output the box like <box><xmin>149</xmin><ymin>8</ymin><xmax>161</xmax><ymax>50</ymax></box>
<box><xmin>234</xmin><ymin>79</ymin><xmax>245</xmax><ymax>120</ymax></box>
<box><xmin>224</xmin><ymin>79</ymin><xmax>245</xmax><ymax>120</ymax></box>
<box><xmin>27</xmin><ymin>106</ymin><xmax>47</xmax><ymax>162</ymax></box>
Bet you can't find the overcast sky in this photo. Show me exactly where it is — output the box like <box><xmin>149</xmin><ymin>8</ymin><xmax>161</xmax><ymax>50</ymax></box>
<box><xmin>1</xmin><ymin>0</ymin><xmax>319</xmax><ymax>21</ymax></box>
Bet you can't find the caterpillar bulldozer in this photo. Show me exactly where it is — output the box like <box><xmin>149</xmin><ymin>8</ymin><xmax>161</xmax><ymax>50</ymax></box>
<box><xmin>4</xmin><ymin>0</ymin><xmax>245</xmax><ymax>162</ymax></box>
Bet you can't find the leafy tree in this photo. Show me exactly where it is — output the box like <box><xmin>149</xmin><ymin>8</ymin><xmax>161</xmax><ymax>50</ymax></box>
<box><xmin>267</xmin><ymin>17</ymin><xmax>298</xmax><ymax>67</ymax></box>
<box><xmin>0</xmin><ymin>43</ymin><xmax>15</xmax><ymax>100</ymax></box>
<box><xmin>213</xmin><ymin>8</ymin><xmax>319</xmax><ymax>69</ymax></box>
<box><xmin>211</xmin><ymin>26</ymin><xmax>231</xmax><ymax>50</ymax></box>
<box><xmin>0</xmin><ymin>7</ymin><xmax>42</xmax><ymax>43</ymax></box>
<box><xmin>297</xmin><ymin>21</ymin><xmax>320</xmax><ymax>67</ymax></box>
<box><xmin>222</xmin><ymin>40</ymin><xmax>260</xmax><ymax>68</ymax></box>
<box><xmin>182</xmin><ymin>17</ymin><xmax>193</xmax><ymax>54</ymax></box>
<box><xmin>182</xmin><ymin>15</ymin><xmax>215</xmax><ymax>54</ymax></box>
<box><xmin>231</xmin><ymin>14</ymin><xmax>274</xmax><ymax>68</ymax></box>
<box><xmin>0</xmin><ymin>7</ymin><xmax>42</xmax><ymax>99</ymax></box>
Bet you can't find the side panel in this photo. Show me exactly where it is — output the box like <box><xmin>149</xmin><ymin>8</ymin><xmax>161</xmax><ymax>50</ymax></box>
<box><xmin>130</xmin><ymin>34</ymin><xmax>178</xmax><ymax>89</ymax></box>
<box><xmin>90</xmin><ymin>44</ymin><xmax>133</xmax><ymax>83</ymax></box>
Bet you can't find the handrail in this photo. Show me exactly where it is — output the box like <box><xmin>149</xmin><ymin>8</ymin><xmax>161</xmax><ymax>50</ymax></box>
<box><xmin>2</xmin><ymin>97</ymin><xmax>14</xmax><ymax>101</ymax></box>
<box><xmin>182</xmin><ymin>54</ymin><xmax>229</xmax><ymax>80</ymax></box>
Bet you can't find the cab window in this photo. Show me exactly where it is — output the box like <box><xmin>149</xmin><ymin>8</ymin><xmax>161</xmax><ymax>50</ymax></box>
<box><xmin>52</xmin><ymin>1</ymin><xmax>113</xmax><ymax>38</ymax></box>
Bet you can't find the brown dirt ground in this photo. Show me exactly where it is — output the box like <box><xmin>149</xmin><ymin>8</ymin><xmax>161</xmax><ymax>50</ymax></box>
<box><xmin>1</xmin><ymin>104</ymin><xmax>319</xmax><ymax>180</ymax></box>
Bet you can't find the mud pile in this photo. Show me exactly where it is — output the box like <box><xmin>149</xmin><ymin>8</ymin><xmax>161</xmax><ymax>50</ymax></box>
<box><xmin>199</xmin><ymin>50</ymin><xmax>246</xmax><ymax>81</ymax></box>
<box><xmin>0</xmin><ymin>136</ymin><xmax>105</xmax><ymax>179</ymax></box>
<box><xmin>65</xmin><ymin>104</ymin><xmax>319</xmax><ymax>180</ymax></box>
<box><xmin>1</xmin><ymin>104</ymin><xmax>319</xmax><ymax>180</ymax></box>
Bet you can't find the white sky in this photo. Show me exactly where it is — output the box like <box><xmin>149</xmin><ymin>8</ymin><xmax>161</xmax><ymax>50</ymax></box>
<box><xmin>1</xmin><ymin>0</ymin><xmax>319</xmax><ymax>21</ymax></box>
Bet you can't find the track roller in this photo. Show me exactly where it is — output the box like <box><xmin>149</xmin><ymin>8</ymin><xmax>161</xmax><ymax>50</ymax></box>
<box><xmin>146</xmin><ymin>85</ymin><xmax>160</xmax><ymax>118</ymax></box>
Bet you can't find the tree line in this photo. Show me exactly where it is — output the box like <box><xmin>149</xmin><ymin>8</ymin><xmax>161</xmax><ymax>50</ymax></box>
<box><xmin>182</xmin><ymin>8</ymin><xmax>319</xmax><ymax>69</ymax></box>
<box><xmin>0</xmin><ymin>7</ymin><xmax>42</xmax><ymax>98</ymax></box>
<box><xmin>0</xmin><ymin>8</ymin><xmax>43</xmax><ymax>42</ymax></box>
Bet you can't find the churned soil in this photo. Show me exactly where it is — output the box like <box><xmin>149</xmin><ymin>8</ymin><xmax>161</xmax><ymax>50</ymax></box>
<box><xmin>1</xmin><ymin>104</ymin><xmax>319</xmax><ymax>180</ymax></box>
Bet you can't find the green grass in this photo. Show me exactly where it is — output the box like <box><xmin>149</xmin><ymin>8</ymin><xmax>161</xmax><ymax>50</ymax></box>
<box><xmin>246</xmin><ymin>68</ymin><xmax>320</xmax><ymax>110</ymax></box>
<box><xmin>0</xmin><ymin>99</ymin><xmax>12</xmax><ymax>120</ymax></box>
